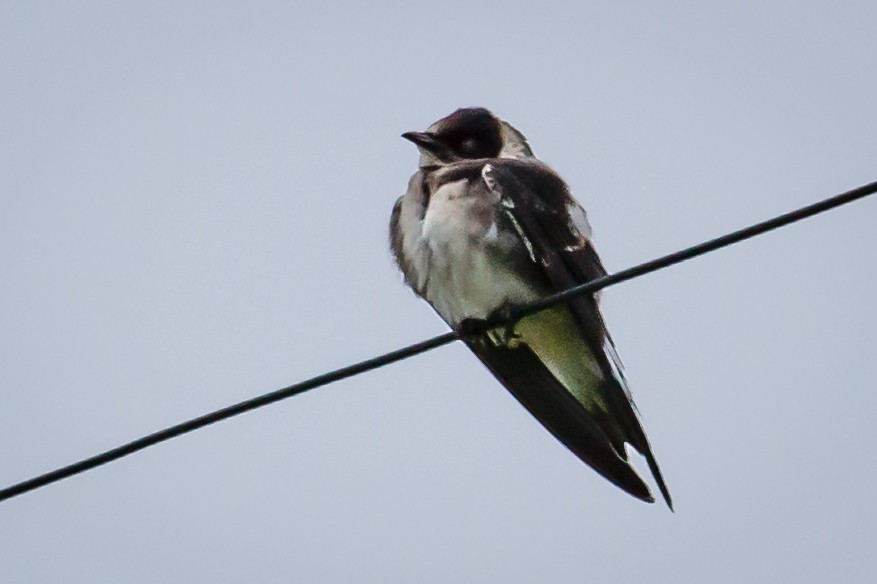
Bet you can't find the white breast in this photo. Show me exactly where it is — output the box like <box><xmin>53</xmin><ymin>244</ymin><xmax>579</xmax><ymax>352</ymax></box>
<box><xmin>414</xmin><ymin>178</ymin><xmax>540</xmax><ymax>325</ymax></box>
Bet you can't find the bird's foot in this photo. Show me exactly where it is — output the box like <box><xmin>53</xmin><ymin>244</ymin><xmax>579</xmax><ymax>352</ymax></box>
<box><xmin>487</xmin><ymin>304</ymin><xmax>523</xmax><ymax>348</ymax></box>
<box><xmin>457</xmin><ymin>317</ymin><xmax>490</xmax><ymax>339</ymax></box>
<box><xmin>458</xmin><ymin>305</ymin><xmax>522</xmax><ymax>347</ymax></box>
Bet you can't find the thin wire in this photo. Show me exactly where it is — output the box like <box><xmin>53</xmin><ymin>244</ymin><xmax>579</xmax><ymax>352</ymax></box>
<box><xmin>1</xmin><ymin>179</ymin><xmax>875</xmax><ymax>504</ymax></box>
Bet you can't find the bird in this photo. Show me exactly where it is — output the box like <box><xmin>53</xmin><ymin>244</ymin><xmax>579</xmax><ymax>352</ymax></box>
<box><xmin>389</xmin><ymin>107</ymin><xmax>672</xmax><ymax>508</ymax></box>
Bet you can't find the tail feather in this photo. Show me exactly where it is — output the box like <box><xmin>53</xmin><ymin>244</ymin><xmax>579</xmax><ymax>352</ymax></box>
<box><xmin>466</xmin><ymin>332</ymin><xmax>656</xmax><ymax>504</ymax></box>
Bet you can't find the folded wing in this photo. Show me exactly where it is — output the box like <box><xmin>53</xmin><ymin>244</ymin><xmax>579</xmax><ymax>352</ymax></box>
<box><xmin>471</xmin><ymin>159</ymin><xmax>672</xmax><ymax>508</ymax></box>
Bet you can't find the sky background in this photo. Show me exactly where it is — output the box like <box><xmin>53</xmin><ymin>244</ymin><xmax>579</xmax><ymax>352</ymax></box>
<box><xmin>2</xmin><ymin>2</ymin><xmax>876</xmax><ymax>582</ymax></box>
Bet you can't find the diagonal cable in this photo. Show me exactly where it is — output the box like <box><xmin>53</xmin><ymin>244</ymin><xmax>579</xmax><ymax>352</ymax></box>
<box><xmin>1</xmin><ymin>178</ymin><xmax>875</xmax><ymax>504</ymax></box>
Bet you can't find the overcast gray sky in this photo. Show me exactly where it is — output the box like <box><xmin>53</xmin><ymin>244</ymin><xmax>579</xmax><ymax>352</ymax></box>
<box><xmin>2</xmin><ymin>2</ymin><xmax>876</xmax><ymax>582</ymax></box>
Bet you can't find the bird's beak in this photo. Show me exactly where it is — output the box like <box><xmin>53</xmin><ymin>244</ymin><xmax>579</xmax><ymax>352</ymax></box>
<box><xmin>402</xmin><ymin>131</ymin><xmax>440</xmax><ymax>150</ymax></box>
<box><xmin>402</xmin><ymin>131</ymin><xmax>457</xmax><ymax>162</ymax></box>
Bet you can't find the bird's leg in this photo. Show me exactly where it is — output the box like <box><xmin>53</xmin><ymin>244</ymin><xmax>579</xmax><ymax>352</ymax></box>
<box><xmin>456</xmin><ymin>317</ymin><xmax>491</xmax><ymax>338</ymax></box>
<box><xmin>456</xmin><ymin>317</ymin><xmax>494</xmax><ymax>349</ymax></box>
<box><xmin>486</xmin><ymin>303</ymin><xmax>523</xmax><ymax>348</ymax></box>
<box><xmin>457</xmin><ymin>304</ymin><xmax>522</xmax><ymax>347</ymax></box>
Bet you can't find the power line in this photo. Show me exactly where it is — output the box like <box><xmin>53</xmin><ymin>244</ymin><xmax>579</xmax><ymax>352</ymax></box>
<box><xmin>1</xmin><ymin>178</ymin><xmax>875</xmax><ymax>504</ymax></box>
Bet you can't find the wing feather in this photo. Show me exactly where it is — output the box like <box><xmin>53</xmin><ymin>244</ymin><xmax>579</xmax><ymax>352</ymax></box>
<box><xmin>481</xmin><ymin>160</ymin><xmax>672</xmax><ymax>508</ymax></box>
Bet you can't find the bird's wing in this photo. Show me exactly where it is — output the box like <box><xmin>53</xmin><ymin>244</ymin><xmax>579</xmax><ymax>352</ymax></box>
<box><xmin>468</xmin><ymin>159</ymin><xmax>672</xmax><ymax>507</ymax></box>
<box><xmin>389</xmin><ymin>171</ymin><xmax>430</xmax><ymax>295</ymax></box>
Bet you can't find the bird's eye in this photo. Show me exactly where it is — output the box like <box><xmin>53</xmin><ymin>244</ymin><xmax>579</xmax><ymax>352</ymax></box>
<box><xmin>459</xmin><ymin>137</ymin><xmax>479</xmax><ymax>155</ymax></box>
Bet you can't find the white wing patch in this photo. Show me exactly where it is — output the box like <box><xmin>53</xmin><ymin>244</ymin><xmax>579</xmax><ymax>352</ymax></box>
<box><xmin>567</xmin><ymin>202</ymin><xmax>592</xmax><ymax>240</ymax></box>
<box><xmin>483</xmin><ymin>164</ymin><xmax>538</xmax><ymax>263</ymax></box>
<box><xmin>481</xmin><ymin>163</ymin><xmax>499</xmax><ymax>192</ymax></box>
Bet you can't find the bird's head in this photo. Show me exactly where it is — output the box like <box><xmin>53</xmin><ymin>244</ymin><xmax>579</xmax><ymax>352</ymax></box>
<box><xmin>402</xmin><ymin>107</ymin><xmax>534</xmax><ymax>166</ymax></box>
